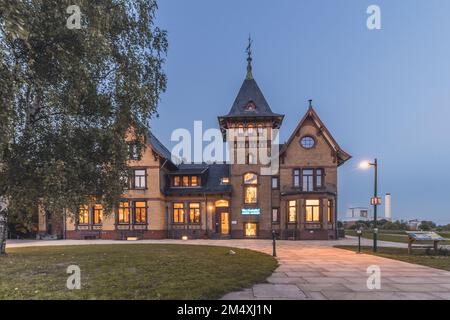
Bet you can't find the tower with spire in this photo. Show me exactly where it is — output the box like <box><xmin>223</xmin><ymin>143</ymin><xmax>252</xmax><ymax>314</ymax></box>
<box><xmin>218</xmin><ymin>38</ymin><xmax>285</xmax><ymax>238</ymax></box>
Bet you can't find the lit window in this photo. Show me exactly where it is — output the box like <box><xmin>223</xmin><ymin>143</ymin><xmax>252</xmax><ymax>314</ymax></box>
<box><xmin>189</xmin><ymin>203</ymin><xmax>200</xmax><ymax>224</ymax></box>
<box><xmin>118</xmin><ymin>201</ymin><xmax>130</xmax><ymax>224</ymax></box>
<box><xmin>93</xmin><ymin>204</ymin><xmax>103</xmax><ymax>225</ymax></box>
<box><xmin>245</xmin><ymin>186</ymin><xmax>257</xmax><ymax>204</ymax></box>
<box><xmin>182</xmin><ymin>176</ymin><xmax>189</xmax><ymax>187</ymax></box>
<box><xmin>244</xmin><ymin>223</ymin><xmax>257</xmax><ymax>237</ymax></box>
<box><xmin>78</xmin><ymin>205</ymin><xmax>89</xmax><ymax>225</ymax></box>
<box><xmin>244</xmin><ymin>173</ymin><xmax>258</xmax><ymax>184</ymax></box>
<box><xmin>173</xmin><ymin>176</ymin><xmax>181</xmax><ymax>187</ymax></box>
<box><xmin>328</xmin><ymin>200</ymin><xmax>333</xmax><ymax>223</ymax></box>
<box><xmin>272</xmin><ymin>177</ymin><xmax>279</xmax><ymax>189</ymax></box>
<box><xmin>244</xmin><ymin>173</ymin><xmax>258</xmax><ymax>204</ymax></box>
<box><xmin>191</xmin><ymin>176</ymin><xmax>199</xmax><ymax>187</ymax></box>
<box><xmin>221</xmin><ymin>177</ymin><xmax>230</xmax><ymax>185</ymax></box>
<box><xmin>288</xmin><ymin>200</ymin><xmax>297</xmax><ymax>223</ymax></box>
<box><xmin>300</xmin><ymin>136</ymin><xmax>315</xmax><ymax>149</ymax></box>
<box><xmin>306</xmin><ymin>200</ymin><xmax>320</xmax><ymax>222</ymax></box>
<box><xmin>133</xmin><ymin>169</ymin><xmax>146</xmax><ymax>189</ymax></box>
<box><xmin>215</xmin><ymin>199</ymin><xmax>229</xmax><ymax>207</ymax></box>
<box><xmin>272</xmin><ymin>208</ymin><xmax>279</xmax><ymax>223</ymax></box>
<box><xmin>173</xmin><ymin>203</ymin><xmax>184</xmax><ymax>224</ymax></box>
<box><xmin>134</xmin><ymin>201</ymin><xmax>147</xmax><ymax>224</ymax></box>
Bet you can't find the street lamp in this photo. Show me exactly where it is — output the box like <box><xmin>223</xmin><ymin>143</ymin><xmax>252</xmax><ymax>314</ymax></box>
<box><xmin>359</xmin><ymin>158</ymin><xmax>379</xmax><ymax>252</ymax></box>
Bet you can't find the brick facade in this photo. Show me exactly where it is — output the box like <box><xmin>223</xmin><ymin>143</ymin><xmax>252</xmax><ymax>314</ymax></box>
<box><xmin>39</xmin><ymin>60</ymin><xmax>350</xmax><ymax>241</ymax></box>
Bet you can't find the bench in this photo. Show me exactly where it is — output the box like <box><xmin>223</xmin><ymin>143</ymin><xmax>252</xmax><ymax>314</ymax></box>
<box><xmin>406</xmin><ymin>231</ymin><xmax>446</xmax><ymax>254</ymax></box>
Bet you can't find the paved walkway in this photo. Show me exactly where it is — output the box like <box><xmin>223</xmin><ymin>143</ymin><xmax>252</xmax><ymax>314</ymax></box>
<box><xmin>6</xmin><ymin>238</ymin><xmax>450</xmax><ymax>300</ymax></box>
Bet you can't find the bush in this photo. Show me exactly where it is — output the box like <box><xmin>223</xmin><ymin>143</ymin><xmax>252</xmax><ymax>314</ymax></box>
<box><xmin>425</xmin><ymin>247</ymin><xmax>450</xmax><ymax>256</ymax></box>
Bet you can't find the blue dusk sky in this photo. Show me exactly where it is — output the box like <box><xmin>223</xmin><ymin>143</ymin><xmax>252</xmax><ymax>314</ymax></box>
<box><xmin>151</xmin><ymin>0</ymin><xmax>450</xmax><ymax>224</ymax></box>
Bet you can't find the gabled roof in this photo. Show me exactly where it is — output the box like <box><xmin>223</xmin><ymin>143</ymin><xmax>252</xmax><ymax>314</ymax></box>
<box><xmin>280</xmin><ymin>105</ymin><xmax>351</xmax><ymax>166</ymax></box>
<box><xmin>146</xmin><ymin>130</ymin><xmax>177</xmax><ymax>167</ymax></box>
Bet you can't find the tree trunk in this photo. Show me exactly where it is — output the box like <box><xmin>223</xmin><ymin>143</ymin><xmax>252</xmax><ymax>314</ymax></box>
<box><xmin>0</xmin><ymin>211</ymin><xmax>7</xmax><ymax>255</ymax></box>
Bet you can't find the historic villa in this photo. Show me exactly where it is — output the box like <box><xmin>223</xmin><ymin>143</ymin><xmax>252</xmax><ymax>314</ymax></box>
<box><xmin>38</xmin><ymin>52</ymin><xmax>351</xmax><ymax>241</ymax></box>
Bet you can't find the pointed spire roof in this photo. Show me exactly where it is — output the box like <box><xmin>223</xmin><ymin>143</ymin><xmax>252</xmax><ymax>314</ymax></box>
<box><xmin>219</xmin><ymin>38</ymin><xmax>284</xmax><ymax>124</ymax></box>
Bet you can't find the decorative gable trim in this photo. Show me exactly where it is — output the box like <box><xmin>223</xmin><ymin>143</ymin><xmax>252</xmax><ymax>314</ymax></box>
<box><xmin>280</xmin><ymin>106</ymin><xmax>351</xmax><ymax>166</ymax></box>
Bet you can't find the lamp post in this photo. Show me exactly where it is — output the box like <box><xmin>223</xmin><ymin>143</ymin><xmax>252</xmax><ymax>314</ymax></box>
<box><xmin>356</xmin><ymin>229</ymin><xmax>362</xmax><ymax>253</ymax></box>
<box><xmin>360</xmin><ymin>159</ymin><xmax>379</xmax><ymax>252</ymax></box>
<box><xmin>271</xmin><ymin>229</ymin><xmax>277</xmax><ymax>257</ymax></box>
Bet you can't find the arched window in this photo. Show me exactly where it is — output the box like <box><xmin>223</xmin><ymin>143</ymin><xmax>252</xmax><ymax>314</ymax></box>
<box><xmin>215</xmin><ymin>200</ymin><xmax>229</xmax><ymax>208</ymax></box>
<box><xmin>244</xmin><ymin>173</ymin><xmax>258</xmax><ymax>204</ymax></box>
<box><xmin>238</xmin><ymin>124</ymin><xmax>244</xmax><ymax>135</ymax></box>
<box><xmin>257</xmin><ymin>124</ymin><xmax>264</xmax><ymax>135</ymax></box>
<box><xmin>247</xmin><ymin>124</ymin><xmax>255</xmax><ymax>135</ymax></box>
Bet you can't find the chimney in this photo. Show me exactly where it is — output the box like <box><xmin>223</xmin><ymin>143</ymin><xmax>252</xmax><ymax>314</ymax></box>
<box><xmin>385</xmin><ymin>193</ymin><xmax>392</xmax><ymax>221</ymax></box>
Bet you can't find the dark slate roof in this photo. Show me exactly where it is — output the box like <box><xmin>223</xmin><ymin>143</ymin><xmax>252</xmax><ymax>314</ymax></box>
<box><xmin>165</xmin><ymin>163</ymin><xmax>231</xmax><ymax>195</ymax></box>
<box><xmin>221</xmin><ymin>78</ymin><xmax>284</xmax><ymax>118</ymax></box>
<box><xmin>167</xmin><ymin>163</ymin><xmax>209</xmax><ymax>175</ymax></box>
<box><xmin>147</xmin><ymin>130</ymin><xmax>175</xmax><ymax>164</ymax></box>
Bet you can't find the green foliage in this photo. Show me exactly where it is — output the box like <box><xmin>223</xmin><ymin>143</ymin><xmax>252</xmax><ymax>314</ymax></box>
<box><xmin>438</xmin><ymin>224</ymin><xmax>450</xmax><ymax>231</ymax></box>
<box><xmin>419</xmin><ymin>220</ymin><xmax>436</xmax><ymax>231</ymax></box>
<box><xmin>425</xmin><ymin>247</ymin><xmax>450</xmax><ymax>256</ymax></box>
<box><xmin>0</xmin><ymin>1</ymin><xmax>167</xmax><ymax>222</ymax></box>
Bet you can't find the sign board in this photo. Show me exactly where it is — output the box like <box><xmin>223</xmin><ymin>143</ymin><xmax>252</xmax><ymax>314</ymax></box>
<box><xmin>370</xmin><ymin>197</ymin><xmax>382</xmax><ymax>205</ymax></box>
<box><xmin>406</xmin><ymin>231</ymin><xmax>446</xmax><ymax>241</ymax></box>
<box><xmin>231</xmin><ymin>221</ymin><xmax>238</xmax><ymax>225</ymax></box>
<box><xmin>241</xmin><ymin>208</ymin><xmax>261</xmax><ymax>215</ymax></box>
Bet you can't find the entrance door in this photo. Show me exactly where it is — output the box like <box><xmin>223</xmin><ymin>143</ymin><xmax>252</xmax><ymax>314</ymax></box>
<box><xmin>215</xmin><ymin>209</ymin><xmax>230</xmax><ymax>235</ymax></box>
<box><xmin>220</xmin><ymin>212</ymin><xmax>229</xmax><ymax>235</ymax></box>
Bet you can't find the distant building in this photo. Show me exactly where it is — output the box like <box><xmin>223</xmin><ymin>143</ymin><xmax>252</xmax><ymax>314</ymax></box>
<box><xmin>407</xmin><ymin>219</ymin><xmax>422</xmax><ymax>231</ymax></box>
<box><xmin>347</xmin><ymin>207</ymin><xmax>370</xmax><ymax>220</ymax></box>
<box><xmin>342</xmin><ymin>207</ymin><xmax>370</xmax><ymax>228</ymax></box>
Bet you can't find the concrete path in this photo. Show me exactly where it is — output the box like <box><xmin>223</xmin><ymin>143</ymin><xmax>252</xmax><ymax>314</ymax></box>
<box><xmin>6</xmin><ymin>238</ymin><xmax>450</xmax><ymax>300</ymax></box>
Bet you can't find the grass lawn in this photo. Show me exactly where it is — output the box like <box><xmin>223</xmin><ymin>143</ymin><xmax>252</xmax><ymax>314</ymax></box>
<box><xmin>345</xmin><ymin>230</ymin><xmax>450</xmax><ymax>245</ymax></box>
<box><xmin>336</xmin><ymin>246</ymin><xmax>450</xmax><ymax>272</ymax></box>
<box><xmin>0</xmin><ymin>244</ymin><xmax>277</xmax><ymax>300</ymax></box>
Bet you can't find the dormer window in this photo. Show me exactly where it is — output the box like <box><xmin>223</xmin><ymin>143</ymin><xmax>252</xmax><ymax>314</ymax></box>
<box><xmin>245</xmin><ymin>101</ymin><xmax>256</xmax><ymax>111</ymax></box>
<box><xmin>172</xmin><ymin>175</ymin><xmax>201</xmax><ymax>188</ymax></box>
<box><xmin>191</xmin><ymin>176</ymin><xmax>199</xmax><ymax>187</ymax></box>
<box><xmin>173</xmin><ymin>176</ymin><xmax>181</xmax><ymax>187</ymax></box>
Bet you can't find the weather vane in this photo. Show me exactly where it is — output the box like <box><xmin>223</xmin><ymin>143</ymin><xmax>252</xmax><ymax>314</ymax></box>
<box><xmin>246</xmin><ymin>35</ymin><xmax>253</xmax><ymax>60</ymax></box>
<box><xmin>246</xmin><ymin>35</ymin><xmax>253</xmax><ymax>80</ymax></box>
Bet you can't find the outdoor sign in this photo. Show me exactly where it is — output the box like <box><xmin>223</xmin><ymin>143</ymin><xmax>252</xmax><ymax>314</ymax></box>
<box><xmin>231</xmin><ymin>221</ymin><xmax>238</xmax><ymax>225</ymax></box>
<box><xmin>241</xmin><ymin>208</ymin><xmax>261</xmax><ymax>215</ymax></box>
<box><xmin>406</xmin><ymin>231</ymin><xmax>446</xmax><ymax>241</ymax></box>
<box><xmin>370</xmin><ymin>197</ymin><xmax>382</xmax><ymax>205</ymax></box>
